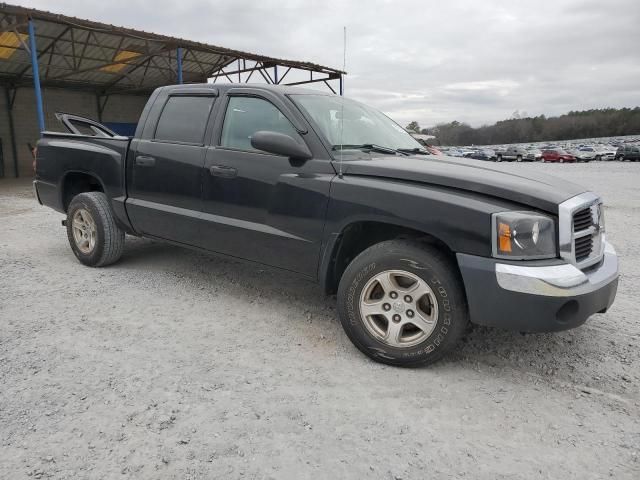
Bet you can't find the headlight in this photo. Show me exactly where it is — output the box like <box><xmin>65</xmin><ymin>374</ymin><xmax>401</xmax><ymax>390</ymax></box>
<box><xmin>492</xmin><ymin>211</ymin><xmax>556</xmax><ymax>259</ymax></box>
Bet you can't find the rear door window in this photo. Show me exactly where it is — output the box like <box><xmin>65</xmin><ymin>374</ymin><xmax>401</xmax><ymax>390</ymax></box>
<box><xmin>154</xmin><ymin>96</ymin><xmax>215</xmax><ymax>144</ymax></box>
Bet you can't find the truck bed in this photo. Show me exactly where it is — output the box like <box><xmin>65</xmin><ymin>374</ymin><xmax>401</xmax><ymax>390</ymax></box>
<box><xmin>35</xmin><ymin>132</ymin><xmax>131</xmax><ymax>221</ymax></box>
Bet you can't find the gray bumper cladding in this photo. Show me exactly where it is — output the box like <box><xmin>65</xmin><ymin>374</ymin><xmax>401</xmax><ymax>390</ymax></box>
<box><xmin>456</xmin><ymin>243</ymin><xmax>619</xmax><ymax>332</ymax></box>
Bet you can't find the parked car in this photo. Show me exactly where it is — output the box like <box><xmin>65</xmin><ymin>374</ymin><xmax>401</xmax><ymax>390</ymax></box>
<box><xmin>444</xmin><ymin>148</ymin><xmax>465</xmax><ymax>157</ymax></box>
<box><xmin>469</xmin><ymin>149</ymin><xmax>496</xmax><ymax>161</ymax></box>
<box><xmin>526</xmin><ymin>148</ymin><xmax>543</xmax><ymax>161</ymax></box>
<box><xmin>541</xmin><ymin>149</ymin><xmax>577</xmax><ymax>163</ymax></box>
<box><xmin>594</xmin><ymin>146</ymin><xmax>617</xmax><ymax>161</ymax></box>
<box><xmin>616</xmin><ymin>144</ymin><xmax>640</xmax><ymax>161</ymax></box>
<box><xmin>33</xmin><ymin>83</ymin><xmax>619</xmax><ymax>367</ymax></box>
<box><xmin>495</xmin><ymin>146</ymin><xmax>528</xmax><ymax>162</ymax></box>
<box><xmin>424</xmin><ymin>145</ymin><xmax>443</xmax><ymax>155</ymax></box>
<box><xmin>569</xmin><ymin>148</ymin><xmax>595</xmax><ymax>162</ymax></box>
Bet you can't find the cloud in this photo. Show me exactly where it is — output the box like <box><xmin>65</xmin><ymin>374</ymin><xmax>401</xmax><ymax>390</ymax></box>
<box><xmin>20</xmin><ymin>0</ymin><xmax>640</xmax><ymax>127</ymax></box>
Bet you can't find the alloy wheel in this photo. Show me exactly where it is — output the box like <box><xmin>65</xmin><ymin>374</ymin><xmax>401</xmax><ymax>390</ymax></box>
<box><xmin>359</xmin><ymin>270</ymin><xmax>438</xmax><ymax>348</ymax></box>
<box><xmin>71</xmin><ymin>208</ymin><xmax>97</xmax><ymax>254</ymax></box>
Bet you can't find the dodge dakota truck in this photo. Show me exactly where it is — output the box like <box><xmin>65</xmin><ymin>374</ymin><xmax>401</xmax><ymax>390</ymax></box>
<box><xmin>33</xmin><ymin>84</ymin><xmax>619</xmax><ymax>367</ymax></box>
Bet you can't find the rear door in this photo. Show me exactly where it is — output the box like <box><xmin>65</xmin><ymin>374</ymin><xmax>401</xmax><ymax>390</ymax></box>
<box><xmin>198</xmin><ymin>89</ymin><xmax>334</xmax><ymax>276</ymax></box>
<box><xmin>126</xmin><ymin>91</ymin><xmax>216</xmax><ymax>245</ymax></box>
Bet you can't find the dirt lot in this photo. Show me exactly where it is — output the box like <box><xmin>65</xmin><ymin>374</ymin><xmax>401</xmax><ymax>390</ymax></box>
<box><xmin>1</xmin><ymin>162</ymin><xmax>639</xmax><ymax>479</ymax></box>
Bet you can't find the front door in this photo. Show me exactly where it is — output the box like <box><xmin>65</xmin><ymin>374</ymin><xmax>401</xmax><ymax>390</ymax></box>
<box><xmin>199</xmin><ymin>93</ymin><xmax>334</xmax><ymax>276</ymax></box>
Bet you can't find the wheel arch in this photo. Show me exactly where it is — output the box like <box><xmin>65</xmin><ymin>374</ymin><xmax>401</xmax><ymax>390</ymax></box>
<box><xmin>59</xmin><ymin>170</ymin><xmax>107</xmax><ymax>213</ymax></box>
<box><xmin>320</xmin><ymin>219</ymin><xmax>457</xmax><ymax>295</ymax></box>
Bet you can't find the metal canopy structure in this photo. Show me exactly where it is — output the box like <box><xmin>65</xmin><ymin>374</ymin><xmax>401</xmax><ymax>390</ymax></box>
<box><xmin>0</xmin><ymin>3</ymin><xmax>344</xmax><ymax>95</ymax></box>
<box><xmin>0</xmin><ymin>3</ymin><xmax>344</xmax><ymax>177</ymax></box>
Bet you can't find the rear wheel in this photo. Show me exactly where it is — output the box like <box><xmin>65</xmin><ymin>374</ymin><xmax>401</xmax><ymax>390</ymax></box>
<box><xmin>337</xmin><ymin>239</ymin><xmax>468</xmax><ymax>367</ymax></box>
<box><xmin>66</xmin><ymin>192</ymin><xmax>124</xmax><ymax>267</ymax></box>
<box><xmin>496</xmin><ymin>155</ymin><xmax>503</xmax><ymax>162</ymax></box>
<box><xmin>516</xmin><ymin>155</ymin><xmax>522</xmax><ymax>162</ymax></box>
<box><xmin>559</xmin><ymin>158</ymin><xmax>564</xmax><ymax>163</ymax></box>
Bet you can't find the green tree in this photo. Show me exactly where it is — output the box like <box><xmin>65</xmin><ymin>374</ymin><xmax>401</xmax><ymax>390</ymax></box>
<box><xmin>426</xmin><ymin>107</ymin><xmax>640</xmax><ymax>145</ymax></box>
<box><xmin>406</xmin><ymin>121</ymin><xmax>421</xmax><ymax>133</ymax></box>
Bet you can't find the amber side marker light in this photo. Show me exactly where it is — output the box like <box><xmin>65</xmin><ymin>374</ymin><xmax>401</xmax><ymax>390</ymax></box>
<box><xmin>498</xmin><ymin>222</ymin><xmax>512</xmax><ymax>253</ymax></box>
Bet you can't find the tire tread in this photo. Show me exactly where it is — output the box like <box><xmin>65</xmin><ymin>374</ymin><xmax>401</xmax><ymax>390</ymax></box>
<box><xmin>67</xmin><ymin>192</ymin><xmax>124</xmax><ymax>267</ymax></box>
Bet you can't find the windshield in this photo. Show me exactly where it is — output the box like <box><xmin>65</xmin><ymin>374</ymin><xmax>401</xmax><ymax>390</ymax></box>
<box><xmin>291</xmin><ymin>94</ymin><xmax>423</xmax><ymax>152</ymax></box>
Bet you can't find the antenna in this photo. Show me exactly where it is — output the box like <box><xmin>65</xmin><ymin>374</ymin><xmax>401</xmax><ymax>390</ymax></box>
<box><xmin>339</xmin><ymin>26</ymin><xmax>346</xmax><ymax>179</ymax></box>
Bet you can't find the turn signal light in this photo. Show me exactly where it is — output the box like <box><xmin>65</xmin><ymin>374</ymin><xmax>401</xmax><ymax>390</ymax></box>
<box><xmin>498</xmin><ymin>222</ymin><xmax>512</xmax><ymax>253</ymax></box>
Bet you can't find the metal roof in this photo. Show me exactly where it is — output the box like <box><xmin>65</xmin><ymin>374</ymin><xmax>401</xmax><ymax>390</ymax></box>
<box><xmin>0</xmin><ymin>3</ymin><xmax>344</xmax><ymax>95</ymax></box>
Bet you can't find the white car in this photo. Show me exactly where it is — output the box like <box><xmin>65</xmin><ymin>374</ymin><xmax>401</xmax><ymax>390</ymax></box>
<box><xmin>569</xmin><ymin>148</ymin><xmax>597</xmax><ymax>162</ymax></box>
<box><xmin>594</xmin><ymin>146</ymin><xmax>617</xmax><ymax>161</ymax></box>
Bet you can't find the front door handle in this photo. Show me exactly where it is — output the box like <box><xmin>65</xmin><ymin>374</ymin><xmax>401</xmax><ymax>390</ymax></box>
<box><xmin>209</xmin><ymin>165</ymin><xmax>237</xmax><ymax>178</ymax></box>
<box><xmin>135</xmin><ymin>155</ymin><xmax>156</xmax><ymax>167</ymax></box>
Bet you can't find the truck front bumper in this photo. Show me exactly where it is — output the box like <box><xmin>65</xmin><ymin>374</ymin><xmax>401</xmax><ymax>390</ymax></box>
<box><xmin>456</xmin><ymin>242</ymin><xmax>618</xmax><ymax>332</ymax></box>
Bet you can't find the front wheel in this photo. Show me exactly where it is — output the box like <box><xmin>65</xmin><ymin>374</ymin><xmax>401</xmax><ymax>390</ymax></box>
<box><xmin>496</xmin><ymin>155</ymin><xmax>503</xmax><ymax>162</ymax></box>
<box><xmin>516</xmin><ymin>155</ymin><xmax>522</xmax><ymax>162</ymax></box>
<box><xmin>66</xmin><ymin>192</ymin><xmax>125</xmax><ymax>267</ymax></box>
<box><xmin>337</xmin><ymin>240</ymin><xmax>468</xmax><ymax>367</ymax></box>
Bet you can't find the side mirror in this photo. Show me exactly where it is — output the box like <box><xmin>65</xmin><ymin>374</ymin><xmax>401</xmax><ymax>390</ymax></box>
<box><xmin>251</xmin><ymin>131</ymin><xmax>312</xmax><ymax>161</ymax></box>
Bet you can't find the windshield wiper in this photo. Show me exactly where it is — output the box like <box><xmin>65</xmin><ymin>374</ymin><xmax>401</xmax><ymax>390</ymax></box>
<box><xmin>397</xmin><ymin>147</ymin><xmax>430</xmax><ymax>155</ymax></box>
<box><xmin>332</xmin><ymin>144</ymin><xmax>407</xmax><ymax>155</ymax></box>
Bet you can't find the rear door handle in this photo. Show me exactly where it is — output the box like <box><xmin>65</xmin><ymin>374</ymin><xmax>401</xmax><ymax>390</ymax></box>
<box><xmin>209</xmin><ymin>165</ymin><xmax>237</xmax><ymax>178</ymax></box>
<box><xmin>135</xmin><ymin>155</ymin><xmax>156</xmax><ymax>167</ymax></box>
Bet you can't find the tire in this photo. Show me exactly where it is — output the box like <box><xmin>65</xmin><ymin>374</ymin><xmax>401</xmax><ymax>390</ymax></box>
<box><xmin>496</xmin><ymin>155</ymin><xmax>502</xmax><ymax>162</ymax></box>
<box><xmin>559</xmin><ymin>158</ymin><xmax>564</xmax><ymax>163</ymax></box>
<box><xmin>337</xmin><ymin>239</ymin><xmax>468</xmax><ymax>367</ymax></box>
<box><xmin>595</xmin><ymin>155</ymin><xmax>601</xmax><ymax>162</ymax></box>
<box><xmin>516</xmin><ymin>155</ymin><xmax>522</xmax><ymax>162</ymax></box>
<box><xmin>66</xmin><ymin>192</ymin><xmax>125</xmax><ymax>267</ymax></box>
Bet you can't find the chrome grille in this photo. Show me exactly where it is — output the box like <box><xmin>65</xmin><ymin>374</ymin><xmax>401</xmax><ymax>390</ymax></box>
<box><xmin>573</xmin><ymin>207</ymin><xmax>592</xmax><ymax>232</ymax></box>
<box><xmin>574</xmin><ymin>234</ymin><xmax>593</xmax><ymax>262</ymax></box>
<box><xmin>559</xmin><ymin>192</ymin><xmax>605</xmax><ymax>269</ymax></box>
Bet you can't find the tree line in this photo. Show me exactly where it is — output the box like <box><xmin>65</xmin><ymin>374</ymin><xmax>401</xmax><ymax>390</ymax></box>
<box><xmin>406</xmin><ymin>107</ymin><xmax>640</xmax><ymax>146</ymax></box>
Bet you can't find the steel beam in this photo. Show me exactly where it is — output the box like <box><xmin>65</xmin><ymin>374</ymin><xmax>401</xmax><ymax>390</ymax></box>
<box><xmin>284</xmin><ymin>75</ymin><xmax>340</xmax><ymax>87</ymax></box>
<box><xmin>28</xmin><ymin>18</ymin><xmax>45</xmax><ymax>135</ymax></box>
<box><xmin>4</xmin><ymin>87</ymin><xmax>19</xmax><ymax>178</ymax></box>
<box><xmin>176</xmin><ymin>46</ymin><xmax>183</xmax><ymax>84</ymax></box>
<box><xmin>95</xmin><ymin>93</ymin><xmax>109</xmax><ymax>122</ymax></box>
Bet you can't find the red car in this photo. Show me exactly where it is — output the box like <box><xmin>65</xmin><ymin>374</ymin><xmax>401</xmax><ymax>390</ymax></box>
<box><xmin>541</xmin><ymin>149</ymin><xmax>577</xmax><ymax>163</ymax></box>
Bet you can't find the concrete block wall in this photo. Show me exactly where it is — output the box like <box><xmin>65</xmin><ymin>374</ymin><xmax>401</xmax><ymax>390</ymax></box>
<box><xmin>0</xmin><ymin>86</ymin><xmax>148</xmax><ymax>178</ymax></box>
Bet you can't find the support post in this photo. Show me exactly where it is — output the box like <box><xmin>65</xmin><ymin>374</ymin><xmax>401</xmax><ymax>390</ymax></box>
<box><xmin>28</xmin><ymin>18</ymin><xmax>45</xmax><ymax>135</ymax></box>
<box><xmin>176</xmin><ymin>46</ymin><xmax>183</xmax><ymax>84</ymax></box>
<box><xmin>96</xmin><ymin>93</ymin><xmax>102</xmax><ymax>122</ymax></box>
<box><xmin>274</xmin><ymin>65</ymin><xmax>278</xmax><ymax>84</ymax></box>
<box><xmin>95</xmin><ymin>94</ymin><xmax>109</xmax><ymax>123</ymax></box>
<box><xmin>4</xmin><ymin>87</ymin><xmax>19</xmax><ymax>178</ymax></box>
<box><xmin>339</xmin><ymin>75</ymin><xmax>344</xmax><ymax>96</ymax></box>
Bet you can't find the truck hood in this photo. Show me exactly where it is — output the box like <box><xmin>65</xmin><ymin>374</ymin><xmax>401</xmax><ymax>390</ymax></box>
<box><xmin>340</xmin><ymin>155</ymin><xmax>587</xmax><ymax>213</ymax></box>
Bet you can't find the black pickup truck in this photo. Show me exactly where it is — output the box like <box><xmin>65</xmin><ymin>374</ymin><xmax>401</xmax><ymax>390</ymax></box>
<box><xmin>34</xmin><ymin>84</ymin><xmax>619</xmax><ymax>366</ymax></box>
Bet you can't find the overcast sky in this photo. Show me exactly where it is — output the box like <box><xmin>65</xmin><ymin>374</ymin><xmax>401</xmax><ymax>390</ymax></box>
<box><xmin>21</xmin><ymin>0</ymin><xmax>640</xmax><ymax>128</ymax></box>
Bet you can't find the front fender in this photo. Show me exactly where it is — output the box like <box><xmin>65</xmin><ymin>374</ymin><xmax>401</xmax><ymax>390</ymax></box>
<box><xmin>319</xmin><ymin>175</ymin><xmax>530</xmax><ymax>287</ymax></box>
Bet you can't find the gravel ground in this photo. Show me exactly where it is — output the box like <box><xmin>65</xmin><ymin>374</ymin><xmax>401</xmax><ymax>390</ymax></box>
<box><xmin>1</xmin><ymin>162</ymin><xmax>639</xmax><ymax>479</ymax></box>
